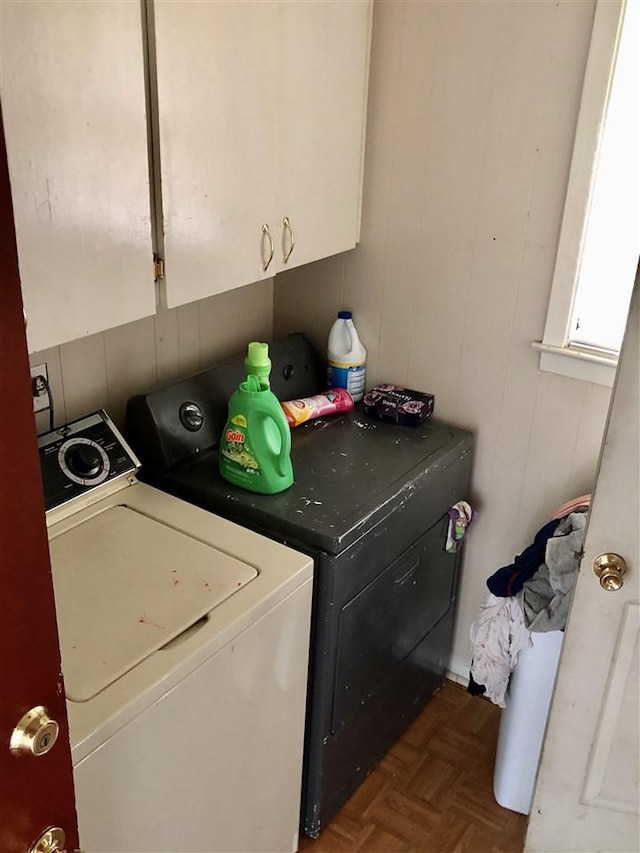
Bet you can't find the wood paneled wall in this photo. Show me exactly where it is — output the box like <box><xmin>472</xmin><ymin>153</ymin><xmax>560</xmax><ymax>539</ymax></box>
<box><xmin>274</xmin><ymin>0</ymin><xmax>612</xmax><ymax>676</ymax></box>
<box><xmin>29</xmin><ymin>279</ymin><xmax>273</xmax><ymax>433</ymax></box>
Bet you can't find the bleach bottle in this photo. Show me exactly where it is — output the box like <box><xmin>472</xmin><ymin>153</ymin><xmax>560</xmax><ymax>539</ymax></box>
<box><xmin>327</xmin><ymin>310</ymin><xmax>367</xmax><ymax>402</ymax></box>
<box><xmin>219</xmin><ymin>342</ymin><xmax>293</xmax><ymax>495</ymax></box>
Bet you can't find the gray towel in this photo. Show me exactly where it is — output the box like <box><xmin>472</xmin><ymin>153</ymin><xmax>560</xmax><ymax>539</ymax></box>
<box><xmin>520</xmin><ymin>511</ymin><xmax>587</xmax><ymax>632</ymax></box>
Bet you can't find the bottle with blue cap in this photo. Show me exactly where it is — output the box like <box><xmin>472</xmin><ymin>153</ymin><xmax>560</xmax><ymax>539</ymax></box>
<box><xmin>327</xmin><ymin>310</ymin><xmax>367</xmax><ymax>402</ymax></box>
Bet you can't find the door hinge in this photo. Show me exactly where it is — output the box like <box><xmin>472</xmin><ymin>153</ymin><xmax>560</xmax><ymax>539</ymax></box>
<box><xmin>153</xmin><ymin>256</ymin><xmax>165</xmax><ymax>281</ymax></box>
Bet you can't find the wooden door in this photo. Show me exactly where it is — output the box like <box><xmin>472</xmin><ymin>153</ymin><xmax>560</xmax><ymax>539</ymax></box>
<box><xmin>0</xmin><ymin>111</ymin><xmax>78</xmax><ymax>849</ymax></box>
<box><xmin>525</xmin><ymin>270</ymin><xmax>639</xmax><ymax>850</ymax></box>
<box><xmin>0</xmin><ymin>0</ymin><xmax>154</xmax><ymax>353</ymax></box>
<box><xmin>276</xmin><ymin>0</ymin><xmax>372</xmax><ymax>272</ymax></box>
<box><xmin>155</xmin><ymin>0</ymin><xmax>279</xmax><ymax>307</ymax></box>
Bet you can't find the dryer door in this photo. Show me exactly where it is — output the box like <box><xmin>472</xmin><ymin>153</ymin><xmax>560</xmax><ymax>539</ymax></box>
<box><xmin>332</xmin><ymin>517</ymin><xmax>456</xmax><ymax>731</ymax></box>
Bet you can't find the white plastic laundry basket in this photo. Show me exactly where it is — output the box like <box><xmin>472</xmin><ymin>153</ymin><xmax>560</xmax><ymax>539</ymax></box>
<box><xmin>493</xmin><ymin>630</ymin><xmax>564</xmax><ymax>814</ymax></box>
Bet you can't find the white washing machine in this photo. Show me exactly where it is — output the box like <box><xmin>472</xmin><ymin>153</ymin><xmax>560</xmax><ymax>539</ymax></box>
<box><xmin>39</xmin><ymin>410</ymin><xmax>313</xmax><ymax>853</ymax></box>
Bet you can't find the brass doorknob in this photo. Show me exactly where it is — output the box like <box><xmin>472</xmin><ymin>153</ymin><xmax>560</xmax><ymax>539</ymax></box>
<box><xmin>10</xmin><ymin>706</ymin><xmax>59</xmax><ymax>756</ymax></box>
<box><xmin>28</xmin><ymin>827</ymin><xmax>65</xmax><ymax>853</ymax></box>
<box><xmin>28</xmin><ymin>826</ymin><xmax>82</xmax><ymax>853</ymax></box>
<box><xmin>593</xmin><ymin>553</ymin><xmax>627</xmax><ymax>591</ymax></box>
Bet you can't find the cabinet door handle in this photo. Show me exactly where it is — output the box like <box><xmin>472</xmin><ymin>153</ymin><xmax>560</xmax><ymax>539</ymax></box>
<box><xmin>261</xmin><ymin>223</ymin><xmax>275</xmax><ymax>271</ymax></box>
<box><xmin>282</xmin><ymin>216</ymin><xmax>295</xmax><ymax>264</ymax></box>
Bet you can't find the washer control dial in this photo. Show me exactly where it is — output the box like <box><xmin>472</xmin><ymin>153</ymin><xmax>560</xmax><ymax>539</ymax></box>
<box><xmin>58</xmin><ymin>437</ymin><xmax>109</xmax><ymax>485</ymax></box>
<box><xmin>66</xmin><ymin>442</ymin><xmax>103</xmax><ymax>478</ymax></box>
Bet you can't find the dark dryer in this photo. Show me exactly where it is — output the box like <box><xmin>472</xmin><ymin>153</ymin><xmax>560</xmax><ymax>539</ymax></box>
<box><xmin>125</xmin><ymin>334</ymin><xmax>474</xmax><ymax>838</ymax></box>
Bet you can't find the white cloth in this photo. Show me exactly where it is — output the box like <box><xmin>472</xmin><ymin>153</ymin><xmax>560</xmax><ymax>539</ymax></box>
<box><xmin>470</xmin><ymin>592</ymin><xmax>531</xmax><ymax>707</ymax></box>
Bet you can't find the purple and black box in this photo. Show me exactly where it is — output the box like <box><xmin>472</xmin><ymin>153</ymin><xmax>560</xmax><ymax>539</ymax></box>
<box><xmin>363</xmin><ymin>384</ymin><xmax>435</xmax><ymax>427</ymax></box>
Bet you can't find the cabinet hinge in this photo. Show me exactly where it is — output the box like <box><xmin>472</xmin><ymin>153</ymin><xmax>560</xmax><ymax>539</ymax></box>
<box><xmin>153</xmin><ymin>256</ymin><xmax>165</xmax><ymax>281</ymax></box>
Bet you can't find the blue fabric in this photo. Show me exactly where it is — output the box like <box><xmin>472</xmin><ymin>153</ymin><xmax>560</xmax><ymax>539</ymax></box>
<box><xmin>486</xmin><ymin>519</ymin><xmax>560</xmax><ymax>597</ymax></box>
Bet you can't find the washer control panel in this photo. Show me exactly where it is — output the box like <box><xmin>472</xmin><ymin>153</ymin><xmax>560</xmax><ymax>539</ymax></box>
<box><xmin>39</xmin><ymin>410</ymin><xmax>139</xmax><ymax>511</ymax></box>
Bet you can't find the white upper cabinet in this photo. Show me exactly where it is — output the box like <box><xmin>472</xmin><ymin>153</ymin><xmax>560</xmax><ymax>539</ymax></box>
<box><xmin>155</xmin><ymin>0</ymin><xmax>372</xmax><ymax>308</ymax></box>
<box><xmin>0</xmin><ymin>1</ymin><xmax>155</xmax><ymax>354</ymax></box>
<box><xmin>154</xmin><ymin>0</ymin><xmax>281</xmax><ymax>308</ymax></box>
<box><xmin>0</xmin><ymin>0</ymin><xmax>372</xmax><ymax>350</ymax></box>
<box><xmin>275</xmin><ymin>0</ymin><xmax>371</xmax><ymax>273</ymax></box>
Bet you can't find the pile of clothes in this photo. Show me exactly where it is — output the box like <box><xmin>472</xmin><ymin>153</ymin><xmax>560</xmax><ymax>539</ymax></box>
<box><xmin>469</xmin><ymin>495</ymin><xmax>590</xmax><ymax>707</ymax></box>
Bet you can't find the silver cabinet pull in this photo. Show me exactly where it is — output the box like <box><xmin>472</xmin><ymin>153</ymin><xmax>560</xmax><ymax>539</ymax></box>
<box><xmin>282</xmin><ymin>216</ymin><xmax>295</xmax><ymax>264</ymax></box>
<box><xmin>261</xmin><ymin>223</ymin><xmax>275</xmax><ymax>271</ymax></box>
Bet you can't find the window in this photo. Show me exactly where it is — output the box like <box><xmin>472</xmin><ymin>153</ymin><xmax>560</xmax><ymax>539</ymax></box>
<box><xmin>534</xmin><ymin>0</ymin><xmax>638</xmax><ymax>387</ymax></box>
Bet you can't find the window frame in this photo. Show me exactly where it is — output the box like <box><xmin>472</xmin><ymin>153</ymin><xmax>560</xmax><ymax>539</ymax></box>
<box><xmin>534</xmin><ymin>0</ymin><xmax>627</xmax><ymax>388</ymax></box>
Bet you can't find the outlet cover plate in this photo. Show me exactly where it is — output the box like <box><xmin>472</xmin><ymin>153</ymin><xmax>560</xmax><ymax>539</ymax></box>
<box><xmin>30</xmin><ymin>363</ymin><xmax>50</xmax><ymax>413</ymax></box>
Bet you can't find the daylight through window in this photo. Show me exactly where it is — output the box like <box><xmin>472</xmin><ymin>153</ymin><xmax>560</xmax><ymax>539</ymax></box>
<box><xmin>535</xmin><ymin>0</ymin><xmax>639</xmax><ymax>387</ymax></box>
<box><xmin>568</xmin><ymin>0</ymin><xmax>638</xmax><ymax>356</ymax></box>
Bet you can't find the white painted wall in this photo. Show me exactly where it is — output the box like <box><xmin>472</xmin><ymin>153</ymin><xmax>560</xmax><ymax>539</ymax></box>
<box><xmin>274</xmin><ymin>0</ymin><xmax>612</xmax><ymax>676</ymax></box>
<box><xmin>29</xmin><ymin>279</ymin><xmax>273</xmax><ymax>434</ymax></box>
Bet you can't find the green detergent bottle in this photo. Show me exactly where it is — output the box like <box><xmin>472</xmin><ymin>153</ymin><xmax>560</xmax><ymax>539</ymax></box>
<box><xmin>219</xmin><ymin>344</ymin><xmax>294</xmax><ymax>495</ymax></box>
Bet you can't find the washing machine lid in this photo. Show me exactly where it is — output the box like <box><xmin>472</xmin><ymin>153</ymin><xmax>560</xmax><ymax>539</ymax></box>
<box><xmin>49</xmin><ymin>504</ymin><xmax>257</xmax><ymax>702</ymax></box>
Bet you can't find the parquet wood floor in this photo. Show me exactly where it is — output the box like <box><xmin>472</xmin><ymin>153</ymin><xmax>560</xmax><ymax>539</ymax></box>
<box><xmin>298</xmin><ymin>680</ymin><xmax>527</xmax><ymax>853</ymax></box>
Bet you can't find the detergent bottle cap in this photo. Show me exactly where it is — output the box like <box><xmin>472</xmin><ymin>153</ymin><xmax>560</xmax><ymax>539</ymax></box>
<box><xmin>245</xmin><ymin>342</ymin><xmax>271</xmax><ymax>389</ymax></box>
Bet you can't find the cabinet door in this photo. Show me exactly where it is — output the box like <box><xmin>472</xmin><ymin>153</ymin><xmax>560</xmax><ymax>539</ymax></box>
<box><xmin>275</xmin><ymin>0</ymin><xmax>372</xmax><ymax>272</ymax></box>
<box><xmin>0</xmin><ymin>1</ymin><xmax>154</xmax><ymax>353</ymax></box>
<box><xmin>155</xmin><ymin>1</ymin><xmax>279</xmax><ymax>309</ymax></box>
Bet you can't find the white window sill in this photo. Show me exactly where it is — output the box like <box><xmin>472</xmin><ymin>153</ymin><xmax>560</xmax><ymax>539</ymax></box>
<box><xmin>532</xmin><ymin>341</ymin><xmax>617</xmax><ymax>387</ymax></box>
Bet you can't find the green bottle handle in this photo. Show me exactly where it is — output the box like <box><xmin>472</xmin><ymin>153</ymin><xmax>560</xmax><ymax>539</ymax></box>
<box><xmin>235</xmin><ymin>382</ymin><xmax>292</xmax><ymax>480</ymax></box>
<box><xmin>268</xmin><ymin>411</ymin><xmax>292</xmax><ymax>476</ymax></box>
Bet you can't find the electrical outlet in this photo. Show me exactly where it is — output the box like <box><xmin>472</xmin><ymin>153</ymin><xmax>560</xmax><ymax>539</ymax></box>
<box><xmin>30</xmin><ymin>363</ymin><xmax>50</xmax><ymax>413</ymax></box>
